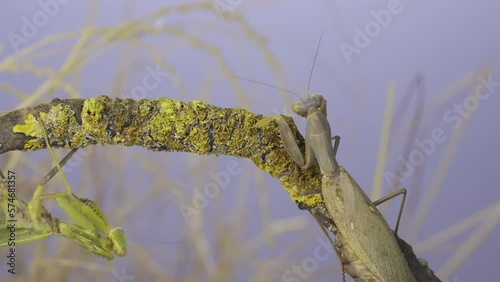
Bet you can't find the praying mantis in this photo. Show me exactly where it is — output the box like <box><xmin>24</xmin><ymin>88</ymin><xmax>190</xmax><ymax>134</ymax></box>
<box><xmin>0</xmin><ymin>119</ymin><xmax>126</xmax><ymax>260</ymax></box>
<box><xmin>255</xmin><ymin>95</ymin><xmax>415</xmax><ymax>281</ymax></box>
<box><xmin>252</xmin><ymin>43</ymin><xmax>416</xmax><ymax>282</ymax></box>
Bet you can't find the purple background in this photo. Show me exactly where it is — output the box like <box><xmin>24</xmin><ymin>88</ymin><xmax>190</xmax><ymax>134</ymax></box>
<box><xmin>0</xmin><ymin>1</ymin><xmax>499</xmax><ymax>281</ymax></box>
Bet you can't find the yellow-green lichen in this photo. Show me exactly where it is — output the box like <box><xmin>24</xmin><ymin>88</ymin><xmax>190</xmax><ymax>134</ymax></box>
<box><xmin>120</xmin><ymin>126</ymin><xmax>140</xmax><ymax>146</ymax></box>
<box><xmin>291</xmin><ymin>192</ymin><xmax>323</xmax><ymax>207</ymax></box>
<box><xmin>112</xmin><ymin>135</ymin><xmax>123</xmax><ymax>143</ymax></box>
<box><xmin>287</xmin><ymin>172</ymin><xmax>324</xmax><ymax>206</ymax></box>
<box><xmin>215</xmin><ymin>123</ymin><xmax>230</xmax><ymax>144</ymax></box>
<box><xmin>13</xmin><ymin>114</ymin><xmax>43</xmax><ymax>149</ymax></box>
<box><xmin>159</xmin><ymin>97</ymin><xmax>181</xmax><ymax>113</ymax></box>
<box><xmin>148</xmin><ymin>98</ymin><xmax>180</xmax><ymax>145</ymax></box>
<box><xmin>82</xmin><ymin>97</ymin><xmax>107</xmax><ymax>140</ymax></box>
<box><xmin>186</xmin><ymin>126</ymin><xmax>210</xmax><ymax>154</ymax></box>
<box><xmin>71</xmin><ymin>133</ymin><xmax>85</xmax><ymax>146</ymax></box>
<box><xmin>189</xmin><ymin>100</ymin><xmax>206</xmax><ymax>110</ymax></box>
<box><xmin>40</xmin><ymin>104</ymin><xmax>78</xmax><ymax>139</ymax></box>
<box><xmin>139</xmin><ymin>99</ymin><xmax>154</xmax><ymax>117</ymax></box>
<box><xmin>148</xmin><ymin>115</ymin><xmax>173</xmax><ymax>143</ymax></box>
<box><xmin>12</xmin><ymin>104</ymin><xmax>79</xmax><ymax>150</ymax></box>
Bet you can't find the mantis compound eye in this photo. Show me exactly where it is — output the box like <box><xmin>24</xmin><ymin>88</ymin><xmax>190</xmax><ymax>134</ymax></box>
<box><xmin>292</xmin><ymin>94</ymin><xmax>324</xmax><ymax>117</ymax></box>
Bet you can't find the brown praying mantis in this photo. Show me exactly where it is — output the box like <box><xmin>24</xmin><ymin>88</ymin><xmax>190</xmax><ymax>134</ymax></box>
<box><xmin>251</xmin><ymin>39</ymin><xmax>416</xmax><ymax>281</ymax></box>
<box><xmin>0</xmin><ymin>119</ymin><xmax>126</xmax><ymax>260</ymax></box>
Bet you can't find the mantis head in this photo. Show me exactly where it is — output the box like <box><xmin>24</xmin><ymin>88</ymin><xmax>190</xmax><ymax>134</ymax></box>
<box><xmin>108</xmin><ymin>227</ymin><xmax>127</xmax><ymax>256</ymax></box>
<box><xmin>292</xmin><ymin>94</ymin><xmax>325</xmax><ymax>117</ymax></box>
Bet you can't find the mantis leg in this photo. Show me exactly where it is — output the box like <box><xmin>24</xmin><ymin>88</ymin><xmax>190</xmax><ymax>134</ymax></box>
<box><xmin>1</xmin><ymin>172</ymin><xmax>54</xmax><ymax>246</ymax></box>
<box><xmin>33</xmin><ymin>120</ymin><xmax>102</xmax><ymax>231</ymax></box>
<box><xmin>28</xmin><ymin>121</ymin><xmax>81</xmax><ymax>226</ymax></box>
<box><xmin>254</xmin><ymin>115</ymin><xmax>320</xmax><ymax>195</ymax></box>
<box><xmin>254</xmin><ymin>115</ymin><xmax>317</xmax><ymax>169</ymax></box>
<box><xmin>372</xmin><ymin>188</ymin><xmax>407</xmax><ymax>234</ymax></box>
<box><xmin>296</xmin><ymin>135</ymin><xmax>341</xmax><ymax>196</ymax></box>
<box><xmin>35</xmin><ymin>121</ymin><xmax>77</xmax><ymax>201</ymax></box>
<box><xmin>34</xmin><ymin>119</ymin><xmax>127</xmax><ymax>257</ymax></box>
<box><xmin>27</xmin><ymin>147</ymin><xmax>78</xmax><ymax>226</ymax></box>
<box><xmin>331</xmin><ymin>135</ymin><xmax>340</xmax><ymax>159</ymax></box>
<box><xmin>58</xmin><ymin>222</ymin><xmax>115</xmax><ymax>260</ymax></box>
<box><xmin>2</xmin><ymin>124</ymin><xmax>126</xmax><ymax>259</ymax></box>
<box><xmin>329</xmin><ymin>133</ymin><xmax>408</xmax><ymax>233</ymax></box>
<box><xmin>329</xmin><ymin>133</ymin><xmax>408</xmax><ymax>234</ymax></box>
<box><xmin>307</xmin><ymin>206</ymin><xmax>348</xmax><ymax>282</ymax></box>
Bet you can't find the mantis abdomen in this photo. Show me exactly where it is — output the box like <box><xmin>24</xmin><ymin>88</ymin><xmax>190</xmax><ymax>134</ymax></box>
<box><xmin>323</xmin><ymin>170</ymin><xmax>415</xmax><ymax>282</ymax></box>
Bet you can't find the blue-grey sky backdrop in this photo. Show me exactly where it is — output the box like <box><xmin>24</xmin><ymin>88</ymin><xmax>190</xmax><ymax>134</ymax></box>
<box><xmin>0</xmin><ymin>1</ymin><xmax>499</xmax><ymax>281</ymax></box>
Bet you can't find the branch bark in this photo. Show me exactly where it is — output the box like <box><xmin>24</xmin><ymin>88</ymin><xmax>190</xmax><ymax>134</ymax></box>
<box><xmin>0</xmin><ymin>96</ymin><xmax>441</xmax><ymax>281</ymax></box>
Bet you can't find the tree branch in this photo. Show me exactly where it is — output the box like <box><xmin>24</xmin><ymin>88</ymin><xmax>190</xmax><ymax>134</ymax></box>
<box><xmin>0</xmin><ymin>96</ymin><xmax>440</xmax><ymax>281</ymax></box>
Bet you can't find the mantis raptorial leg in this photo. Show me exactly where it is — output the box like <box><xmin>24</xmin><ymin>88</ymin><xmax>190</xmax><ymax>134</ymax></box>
<box><xmin>0</xmin><ymin>153</ymin><xmax>118</xmax><ymax>259</ymax></box>
<box><xmin>252</xmin><ymin>36</ymin><xmax>415</xmax><ymax>281</ymax></box>
<box><xmin>0</xmin><ymin>151</ymin><xmax>77</xmax><ymax>248</ymax></box>
<box><xmin>0</xmin><ymin>119</ymin><xmax>126</xmax><ymax>259</ymax></box>
<box><xmin>35</xmin><ymin>120</ymin><xmax>127</xmax><ymax>256</ymax></box>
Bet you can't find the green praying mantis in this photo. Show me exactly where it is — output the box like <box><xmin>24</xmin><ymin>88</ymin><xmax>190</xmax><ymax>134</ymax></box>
<box><xmin>0</xmin><ymin>119</ymin><xmax>126</xmax><ymax>260</ymax></box>
<box><xmin>251</xmin><ymin>38</ymin><xmax>416</xmax><ymax>281</ymax></box>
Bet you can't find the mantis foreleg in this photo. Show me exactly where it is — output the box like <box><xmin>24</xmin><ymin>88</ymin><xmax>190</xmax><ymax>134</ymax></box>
<box><xmin>0</xmin><ymin>119</ymin><xmax>127</xmax><ymax>259</ymax></box>
<box><xmin>37</xmin><ymin>119</ymin><xmax>126</xmax><ymax>257</ymax></box>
